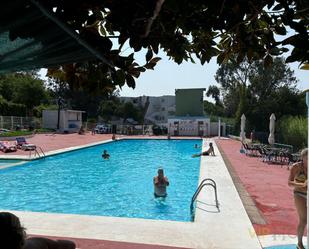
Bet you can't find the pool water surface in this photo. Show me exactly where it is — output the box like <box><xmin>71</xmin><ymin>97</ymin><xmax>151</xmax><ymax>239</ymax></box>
<box><xmin>0</xmin><ymin>139</ymin><xmax>202</xmax><ymax>221</ymax></box>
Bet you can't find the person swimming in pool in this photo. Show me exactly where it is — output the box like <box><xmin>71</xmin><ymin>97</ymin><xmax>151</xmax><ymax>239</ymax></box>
<box><xmin>192</xmin><ymin>142</ymin><xmax>215</xmax><ymax>157</ymax></box>
<box><xmin>102</xmin><ymin>150</ymin><xmax>110</xmax><ymax>159</ymax></box>
<box><xmin>194</xmin><ymin>144</ymin><xmax>201</xmax><ymax>149</ymax></box>
<box><xmin>153</xmin><ymin>168</ymin><xmax>169</xmax><ymax>198</ymax></box>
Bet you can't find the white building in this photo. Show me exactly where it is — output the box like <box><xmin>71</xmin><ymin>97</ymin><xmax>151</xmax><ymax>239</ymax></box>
<box><xmin>121</xmin><ymin>90</ymin><xmax>226</xmax><ymax>137</ymax></box>
<box><xmin>167</xmin><ymin>116</ymin><xmax>210</xmax><ymax>136</ymax></box>
<box><xmin>42</xmin><ymin>109</ymin><xmax>84</xmax><ymax>133</ymax></box>
<box><xmin>120</xmin><ymin>95</ymin><xmax>175</xmax><ymax>124</ymax></box>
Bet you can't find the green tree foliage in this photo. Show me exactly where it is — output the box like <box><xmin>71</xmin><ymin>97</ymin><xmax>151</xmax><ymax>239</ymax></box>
<box><xmin>99</xmin><ymin>99</ymin><xmax>121</xmax><ymax>122</ymax></box>
<box><xmin>0</xmin><ymin>73</ymin><xmax>50</xmax><ymax>116</ymax></box>
<box><xmin>99</xmin><ymin>99</ymin><xmax>144</xmax><ymax>123</ymax></box>
<box><xmin>33</xmin><ymin>104</ymin><xmax>58</xmax><ymax>118</ymax></box>
<box><xmin>277</xmin><ymin>116</ymin><xmax>308</xmax><ymax>150</ymax></box>
<box><xmin>206</xmin><ymin>86</ymin><xmax>222</xmax><ymax>106</ymax></box>
<box><xmin>203</xmin><ymin>100</ymin><xmax>224</xmax><ymax>117</ymax></box>
<box><xmin>6</xmin><ymin>0</ymin><xmax>306</xmax><ymax>92</ymax></box>
<box><xmin>47</xmin><ymin>74</ymin><xmax>119</xmax><ymax>118</ymax></box>
<box><xmin>210</xmin><ymin>57</ymin><xmax>306</xmax><ymax>132</ymax></box>
<box><xmin>117</xmin><ymin>102</ymin><xmax>143</xmax><ymax>123</ymax></box>
<box><xmin>235</xmin><ymin>85</ymin><xmax>249</xmax><ymax>132</ymax></box>
<box><xmin>0</xmin><ymin>95</ymin><xmax>26</xmax><ymax>116</ymax></box>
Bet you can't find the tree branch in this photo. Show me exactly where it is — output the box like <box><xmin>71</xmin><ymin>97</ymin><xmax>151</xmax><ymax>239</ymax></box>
<box><xmin>141</xmin><ymin>0</ymin><xmax>165</xmax><ymax>38</ymax></box>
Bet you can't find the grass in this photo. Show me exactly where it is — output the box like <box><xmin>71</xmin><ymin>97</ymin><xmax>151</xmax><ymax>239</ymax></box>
<box><xmin>0</xmin><ymin>130</ymin><xmax>33</xmax><ymax>137</ymax></box>
<box><xmin>35</xmin><ymin>128</ymin><xmax>56</xmax><ymax>133</ymax></box>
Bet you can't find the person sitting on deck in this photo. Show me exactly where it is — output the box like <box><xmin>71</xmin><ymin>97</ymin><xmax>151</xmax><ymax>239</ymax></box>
<box><xmin>78</xmin><ymin>126</ymin><xmax>85</xmax><ymax>135</ymax></box>
<box><xmin>192</xmin><ymin>142</ymin><xmax>215</xmax><ymax>157</ymax></box>
<box><xmin>112</xmin><ymin>134</ymin><xmax>116</xmax><ymax>140</ymax></box>
<box><xmin>0</xmin><ymin>212</ymin><xmax>76</xmax><ymax>249</ymax></box>
<box><xmin>102</xmin><ymin>150</ymin><xmax>110</xmax><ymax>159</ymax></box>
<box><xmin>153</xmin><ymin>168</ymin><xmax>169</xmax><ymax>198</ymax></box>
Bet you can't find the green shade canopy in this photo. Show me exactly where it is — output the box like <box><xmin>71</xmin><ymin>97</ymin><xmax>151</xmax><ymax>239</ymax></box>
<box><xmin>0</xmin><ymin>0</ymin><xmax>105</xmax><ymax>73</ymax></box>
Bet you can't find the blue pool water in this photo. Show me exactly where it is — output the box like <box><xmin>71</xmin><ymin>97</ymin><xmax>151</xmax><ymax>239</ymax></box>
<box><xmin>264</xmin><ymin>245</ymin><xmax>306</xmax><ymax>249</ymax></box>
<box><xmin>0</xmin><ymin>139</ymin><xmax>202</xmax><ymax>221</ymax></box>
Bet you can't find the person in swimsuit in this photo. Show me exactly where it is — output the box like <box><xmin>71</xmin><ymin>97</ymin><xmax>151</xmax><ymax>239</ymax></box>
<box><xmin>153</xmin><ymin>168</ymin><xmax>169</xmax><ymax>197</ymax></box>
<box><xmin>102</xmin><ymin>150</ymin><xmax>110</xmax><ymax>159</ymax></box>
<box><xmin>288</xmin><ymin>148</ymin><xmax>308</xmax><ymax>249</ymax></box>
<box><xmin>192</xmin><ymin>142</ymin><xmax>215</xmax><ymax>157</ymax></box>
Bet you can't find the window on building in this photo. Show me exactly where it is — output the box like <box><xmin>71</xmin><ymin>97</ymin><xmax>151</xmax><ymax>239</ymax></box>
<box><xmin>161</xmin><ymin>107</ymin><xmax>165</xmax><ymax>111</ymax></box>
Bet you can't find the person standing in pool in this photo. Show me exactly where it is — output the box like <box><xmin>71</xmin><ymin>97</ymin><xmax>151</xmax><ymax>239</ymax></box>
<box><xmin>288</xmin><ymin>148</ymin><xmax>308</xmax><ymax>249</ymax></box>
<box><xmin>102</xmin><ymin>150</ymin><xmax>110</xmax><ymax>159</ymax></box>
<box><xmin>153</xmin><ymin>168</ymin><xmax>169</xmax><ymax>197</ymax></box>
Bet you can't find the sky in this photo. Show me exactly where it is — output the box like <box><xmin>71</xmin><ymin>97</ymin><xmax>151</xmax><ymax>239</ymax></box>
<box><xmin>117</xmin><ymin>49</ymin><xmax>307</xmax><ymax>97</ymax></box>
<box><xmin>40</xmin><ymin>49</ymin><xmax>307</xmax><ymax>99</ymax></box>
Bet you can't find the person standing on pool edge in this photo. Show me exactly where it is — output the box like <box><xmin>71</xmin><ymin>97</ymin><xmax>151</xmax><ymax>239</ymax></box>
<box><xmin>288</xmin><ymin>148</ymin><xmax>308</xmax><ymax>249</ymax></box>
<box><xmin>153</xmin><ymin>168</ymin><xmax>169</xmax><ymax>198</ymax></box>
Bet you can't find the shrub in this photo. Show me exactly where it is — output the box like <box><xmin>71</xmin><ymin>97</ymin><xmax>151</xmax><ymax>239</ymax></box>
<box><xmin>152</xmin><ymin>125</ymin><xmax>167</xmax><ymax>135</ymax></box>
<box><xmin>0</xmin><ymin>96</ymin><xmax>26</xmax><ymax>116</ymax></box>
<box><xmin>33</xmin><ymin>104</ymin><xmax>58</xmax><ymax>118</ymax></box>
<box><xmin>277</xmin><ymin>115</ymin><xmax>307</xmax><ymax>151</ymax></box>
<box><xmin>0</xmin><ymin>130</ymin><xmax>33</xmax><ymax>137</ymax></box>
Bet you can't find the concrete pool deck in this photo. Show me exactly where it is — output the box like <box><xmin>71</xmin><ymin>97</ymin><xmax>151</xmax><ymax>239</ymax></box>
<box><xmin>215</xmin><ymin>138</ymin><xmax>307</xmax><ymax>248</ymax></box>
<box><xmin>215</xmin><ymin>138</ymin><xmax>300</xmax><ymax>235</ymax></box>
<box><xmin>0</xmin><ymin>138</ymin><xmax>262</xmax><ymax>249</ymax></box>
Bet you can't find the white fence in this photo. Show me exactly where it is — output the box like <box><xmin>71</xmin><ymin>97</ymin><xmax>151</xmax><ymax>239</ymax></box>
<box><xmin>0</xmin><ymin>116</ymin><xmax>42</xmax><ymax>130</ymax></box>
<box><xmin>83</xmin><ymin>122</ymin><xmax>153</xmax><ymax>135</ymax></box>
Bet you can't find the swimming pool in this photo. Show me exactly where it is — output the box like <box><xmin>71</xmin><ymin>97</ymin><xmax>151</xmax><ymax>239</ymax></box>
<box><xmin>0</xmin><ymin>139</ymin><xmax>202</xmax><ymax>221</ymax></box>
<box><xmin>264</xmin><ymin>245</ymin><xmax>306</xmax><ymax>249</ymax></box>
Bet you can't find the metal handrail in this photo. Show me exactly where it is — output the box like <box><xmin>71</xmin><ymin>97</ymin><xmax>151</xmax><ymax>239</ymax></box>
<box><xmin>28</xmin><ymin>146</ymin><xmax>46</xmax><ymax>159</ymax></box>
<box><xmin>37</xmin><ymin>146</ymin><xmax>46</xmax><ymax>157</ymax></box>
<box><xmin>190</xmin><ymin>178</ymin><xmax>219</xmax><ymax>220</ymax></box>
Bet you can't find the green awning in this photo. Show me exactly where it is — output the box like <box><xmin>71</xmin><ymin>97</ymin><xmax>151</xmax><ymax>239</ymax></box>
<box><xmin>0</xmin><ymin>0</ymin><xmax>108</xmax><ymax>73</ymax></box>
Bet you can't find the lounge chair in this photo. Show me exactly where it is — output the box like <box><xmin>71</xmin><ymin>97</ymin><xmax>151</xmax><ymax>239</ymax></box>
<box><xmin>242</xmin><ymin>142</ymin><xmax>256</xmax><ymax>156</ymax></box>
<box><xmin>0</xmin><ymin>141</ymin><xmax>17</xmax><ymax>153</ymax></box>
<box><xmin>16</xmin><ymin>137</ymin><xmax>36</xmax><ymax>151</ymax></box>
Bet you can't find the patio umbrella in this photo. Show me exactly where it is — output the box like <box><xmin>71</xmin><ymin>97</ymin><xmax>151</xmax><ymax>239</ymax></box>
<box><xmin>268</xmin><ymin>113</ymin><xmax>276</xmax><ymax>145</ymax></box>
<box><xmin>240</xmin><ymin>114</ymin><xmax>246</xmax><ymax>143</ymax></box>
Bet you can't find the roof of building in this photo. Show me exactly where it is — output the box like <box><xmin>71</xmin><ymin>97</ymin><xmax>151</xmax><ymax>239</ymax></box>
<box><xmin>168</xmin><ymin>115</ymin><xmax>209</xmax><ymax>120</ymax></box>
<box><xmin>175</xmin><ymin>88</ymin><xmax>206</xmax><ymax>91</ymax></box>
<box><xmin>43</xmin><ymin>109</ymin><xmax>85</xmax><ymax>113</ymax></box>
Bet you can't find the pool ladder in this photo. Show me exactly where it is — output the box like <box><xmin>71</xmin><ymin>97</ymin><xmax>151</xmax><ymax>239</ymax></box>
<box><xmin>190</xmin><ymin>178</ymin><xmax>219</xmax><ymax>221</ymax></box>
<box><xmin>29</xmin><ymin>146</ymin><xmax>46</xmax><ymax>159</ymax></box>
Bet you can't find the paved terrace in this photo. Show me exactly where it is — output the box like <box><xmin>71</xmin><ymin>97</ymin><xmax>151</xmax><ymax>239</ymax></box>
<box><xmin>216</xmin><ymin>138</ymin><xmax>301</xmax><ymax>237</ymax></box>
<box><xmin>0</xmin><ymin>136</ymin><xmax>262</xmax><ymax>249</ymax></box>
<box><xmin>0</xmin><ymin>133</ymin><xmax>114</xmax><ymax>159</ymax></box>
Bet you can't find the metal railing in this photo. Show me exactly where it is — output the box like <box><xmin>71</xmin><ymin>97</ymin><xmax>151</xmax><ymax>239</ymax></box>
<box><xmin>0</xmin><ymin>116</ymin><xmax>42</xmax><ymax>130</ymax></box>
<box><xmin>29</xmin><ymin>146</ymin><xmax>46</xmax><ymax>159</ymax></box>
<box><xmin>190</xmin><ymin>178</ymin><xmax>219</xmax><ymax>221</ymax></box>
